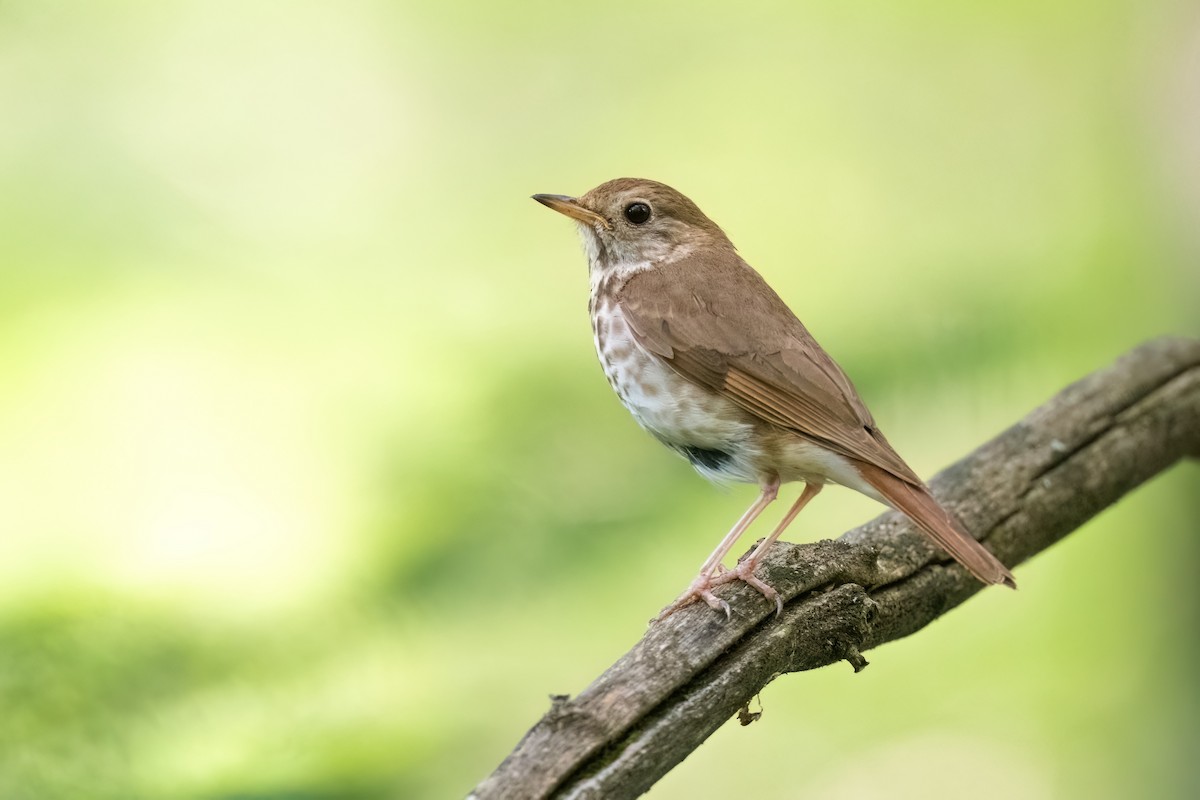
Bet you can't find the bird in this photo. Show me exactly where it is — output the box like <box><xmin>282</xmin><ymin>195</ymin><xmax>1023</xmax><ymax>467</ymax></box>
<box><xmin>532</xmin><ymin>178</ymin><xmax>1015</xmax><ymax>621</ymax></box>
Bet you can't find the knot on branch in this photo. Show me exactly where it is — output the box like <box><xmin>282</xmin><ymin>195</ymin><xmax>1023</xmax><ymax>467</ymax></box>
<box><xmin>778</xmin><ymin>583</ymin><xmax>877</xmax><ymax>674</ymax></box>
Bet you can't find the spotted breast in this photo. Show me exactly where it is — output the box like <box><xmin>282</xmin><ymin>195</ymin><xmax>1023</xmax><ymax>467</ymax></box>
<box><xmin>589</xmin><ymin>277</ymin><xmax>762</xmax><ymax>484</ymax></box>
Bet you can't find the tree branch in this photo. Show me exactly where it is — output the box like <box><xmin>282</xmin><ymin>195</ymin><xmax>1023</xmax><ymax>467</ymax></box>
<box><xmin>469</xmin><ymin>337</ymin><xmax>1200</xmax><ymax>800</ymax></box>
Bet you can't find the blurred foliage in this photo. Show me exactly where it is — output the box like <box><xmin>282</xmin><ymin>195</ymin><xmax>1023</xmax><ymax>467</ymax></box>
<box><xmin>0</xmin><ymin>1</ymin><xmax>1197</xmax><ymax>798</ymax></box>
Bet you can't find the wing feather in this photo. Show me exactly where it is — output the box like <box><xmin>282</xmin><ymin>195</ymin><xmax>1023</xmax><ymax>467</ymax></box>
<box><xmin>617</xmin><ymin>252</ymin><xmax>921</xmax><ymax>485</ymax></box>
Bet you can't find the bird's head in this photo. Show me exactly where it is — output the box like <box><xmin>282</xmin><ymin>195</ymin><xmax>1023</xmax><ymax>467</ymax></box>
<box><xmin>533</xmin><ymin>178</ymin><xmax>732</xmax><ymax>274</ymax></box>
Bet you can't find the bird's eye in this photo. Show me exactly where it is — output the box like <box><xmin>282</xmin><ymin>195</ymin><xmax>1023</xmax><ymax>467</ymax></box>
<box><xmin>624</xmin><ymin>202</ymin><xmax>651</xmax><ymax>225</ymax></box>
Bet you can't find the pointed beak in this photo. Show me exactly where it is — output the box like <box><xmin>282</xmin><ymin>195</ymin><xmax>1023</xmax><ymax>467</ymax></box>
<box><xmin>532</xmin><ymin>194</ymin><xmax>611</xmax><ymax>229</ymax></box>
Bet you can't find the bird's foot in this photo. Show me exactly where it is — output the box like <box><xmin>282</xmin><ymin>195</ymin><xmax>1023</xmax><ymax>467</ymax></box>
<box><xmin>651</xmin><ymin>574</ymin><xmax>731</xmax><ymax>623</ymax></box>
<box><xmin>711</xmin><ymin>560</ymin><xmax>783</xmax><ymax>617</ymax></box>
<box><xmin>651</xmin><ymin>561</ymin><xmax>784</xmax><ymax>623</ymax></box>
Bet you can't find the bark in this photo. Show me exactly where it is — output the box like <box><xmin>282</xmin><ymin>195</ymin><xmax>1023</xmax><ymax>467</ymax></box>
<box><xmin>469</xmin><ymin>337</ymin><xmax>1200</xmax><ymax>800</ymax></box>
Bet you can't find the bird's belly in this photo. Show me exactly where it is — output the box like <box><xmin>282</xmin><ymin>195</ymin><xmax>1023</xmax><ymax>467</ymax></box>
<box><xmin>592</xmin><ymin>304</ymin><xmax>761</xmax><ymax>483</ymax></box>
<box><xmin>766</xmin><ymin>429</ymin><xmax>881</xmax><ymax>498</ymax></box>
<box><xmin>590</xmin><ymin>302</ymin><xmax>878</xmax><ymax>493</ymax></box>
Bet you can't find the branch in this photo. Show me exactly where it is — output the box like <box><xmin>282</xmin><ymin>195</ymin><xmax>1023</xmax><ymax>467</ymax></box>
<box><xmin>469</xmin><ymin>337</ymin><xmax>1200</xmax><ymax>800</ymax></box>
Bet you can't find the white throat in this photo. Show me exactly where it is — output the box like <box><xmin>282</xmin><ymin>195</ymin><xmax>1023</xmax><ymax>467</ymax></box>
<box><xmin>577</xmin><ymin>223</ymin><xmax>692</xmax><ymax>295</ymax></box>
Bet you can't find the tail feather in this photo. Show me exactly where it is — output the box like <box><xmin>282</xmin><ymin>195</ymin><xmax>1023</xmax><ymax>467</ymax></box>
<box><xmin>854</xmin><ymin>460</ymin><xmax>1016</xmax><ymax>588</ymax></box>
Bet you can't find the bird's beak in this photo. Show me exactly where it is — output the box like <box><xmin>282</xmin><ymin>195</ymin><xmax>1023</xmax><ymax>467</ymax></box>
<box><xmin>532</xmin><ymin>194</ymin><xmax>611</xmax><ymax>229</ymax></box>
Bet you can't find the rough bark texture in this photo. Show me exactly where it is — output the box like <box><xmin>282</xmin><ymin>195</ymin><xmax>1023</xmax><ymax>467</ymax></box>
<box><xmin>469</xmin><ymin>337</ymin><xmax>1200</xmax><ymax>800</ymax></box>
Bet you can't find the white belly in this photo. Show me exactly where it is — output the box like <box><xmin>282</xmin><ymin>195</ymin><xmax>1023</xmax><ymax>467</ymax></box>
<box><xmin>591</xmin><ymin>301</ymin><xmax>762</xmax><ymax>483</ymax></box>
<box><xmin>589</xmin><ymin>299</ymin><xmax>881</xmax><ymax>495</ymax></box>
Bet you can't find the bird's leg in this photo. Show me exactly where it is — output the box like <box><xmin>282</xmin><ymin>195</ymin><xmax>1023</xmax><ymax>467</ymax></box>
<box><xmin>713</xmin><ymin>482</ymin><xmax>824</xmax><ymax>615</ymax></box>
<box><xmin>653</xmin><ymin>477</ymin><xmax>780</xmax><ymax>622</ymax></box>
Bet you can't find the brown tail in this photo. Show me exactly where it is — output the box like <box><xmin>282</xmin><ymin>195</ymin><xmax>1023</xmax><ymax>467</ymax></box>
<box><xmin>854</xmin><ymin>460</ymin><xmax>1016</xmax><ymax>588</ymax></box>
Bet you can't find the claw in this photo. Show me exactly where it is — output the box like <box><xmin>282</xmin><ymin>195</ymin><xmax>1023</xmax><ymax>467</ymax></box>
<box><xmin>712</xmin><ymin>560</ymin><xmax>784</xmax><ymax>615</ymax></box>
<box><xmin>712</xmin><ymin>595</ymin><xmax>732</xmax><ymax>621</ymax></box>
<box><xmin>653</xmin><ymin>559</ymin><xmax>785</xmax><ymax>623</ymax></box>
<box><xmin>652</xmin><ymin>574</ymin><xmax>732</xmax><ymax>622</ymax></box>
<box><xmin>699</xmin><ymin>588</ymin><xmax>726</xmax><ymax>614</ymax></box>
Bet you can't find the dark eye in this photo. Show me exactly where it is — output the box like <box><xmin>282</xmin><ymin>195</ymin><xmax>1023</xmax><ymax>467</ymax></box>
<box><xmin>624</xmin><ymin>202</ymin><xmax>651</xmax><ymax>225</ymax></box>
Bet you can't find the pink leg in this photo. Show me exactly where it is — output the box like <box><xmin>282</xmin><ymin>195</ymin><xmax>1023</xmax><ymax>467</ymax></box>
<box><xmin>713</xmin><ymin>482</ymin><xmax>824</xmax><ymax>615</ymax></box>
<box><xmin>653</xmin><ymin>477</ymin><xmax>780</xmax><ymax>622</ymax></box>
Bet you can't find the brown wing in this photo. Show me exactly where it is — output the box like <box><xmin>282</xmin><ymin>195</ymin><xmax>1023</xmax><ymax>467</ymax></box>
<box><xmin>617</xmin><ymin>250</ymin><xmax>922</xmax><ymax>486</ymax></box>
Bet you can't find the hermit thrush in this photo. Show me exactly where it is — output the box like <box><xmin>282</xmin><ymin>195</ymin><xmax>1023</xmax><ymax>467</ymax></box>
<box><xmin>533</xmin><ymin>178</ymin><xmax>1015</xmax><ymax>620</ymax></box>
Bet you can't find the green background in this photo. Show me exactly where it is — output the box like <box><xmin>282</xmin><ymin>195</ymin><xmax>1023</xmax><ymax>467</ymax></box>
<box><xmin>1</xmin><ymin>1</ymin><xmax>1197</xmax><ymax>798</ymax></box>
